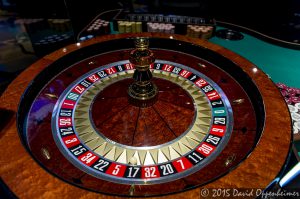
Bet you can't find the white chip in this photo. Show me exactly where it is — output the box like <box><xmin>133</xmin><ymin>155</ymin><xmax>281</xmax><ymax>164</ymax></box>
<box><xmin>293</xmin><ymin>127</ymin><xmax>299</xmax><ymax>134</ymax></box>
<box><xmin>288</xmin><ymin>105</ymin><xmax>298</xmax><ymax>113</ymax></box>
<box><xmin>292</xmin><ymin>112</ymin><xmax>300</xmax><ymax>121</ymax></box>
<box><xmin>295</xmin><ymin>103</ymin><xmax>300</xmax><ymax>110</ymax></box>
<box><xmin>294</xmin><ymin>121</ymin><xmax>300</xmax><ymax>130</ymax></box>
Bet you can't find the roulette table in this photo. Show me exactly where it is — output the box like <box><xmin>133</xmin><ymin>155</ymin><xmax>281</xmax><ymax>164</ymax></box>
<box><xmin>210</xmin><ymin>25</ymin><xmax>300</xmax><ymax>88</ymax></box>
<box><xmin>0</xmin><ymin>33</ymin><xmax>292</xmax><ymax>198</ymax></box>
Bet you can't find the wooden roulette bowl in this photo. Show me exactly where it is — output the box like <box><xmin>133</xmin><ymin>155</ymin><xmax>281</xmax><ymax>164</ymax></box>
<box><xmin>0</xmin><ymin>33</ymin><xmax>292</xmax><ymax>198</ymax></box>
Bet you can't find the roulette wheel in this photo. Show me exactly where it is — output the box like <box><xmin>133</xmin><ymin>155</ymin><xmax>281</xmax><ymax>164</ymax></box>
<box><xmin>0</xmin><ymin>33</ymin><xmax>292</xmax><ymax>198</ymax></box>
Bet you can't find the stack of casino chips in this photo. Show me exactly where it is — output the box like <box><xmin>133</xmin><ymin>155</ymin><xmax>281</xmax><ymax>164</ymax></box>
<box><xmin>33</xmin><ymin>33</ymin><xmax>73</xmax><ymax>57</ymax></box>
<box><xmin>146</xmin><ymin>22</ymin><xmax>175</xmax><ymax>34</ymax></box>
<box><xmin>86</xmin><ymin>19</ymin><xmax>110</xmax><ymax>35</ymax></box>
<box><xmin>14</xmin><ymin>18</ymin><xmax>47</xmax><ymax>34</ymax></box>
<box><xmin>276</xmin><ymin>82</ymin><xmax>300</xmax><ymax>134</ymax></box>
<box><xmin>14</xmin><ymin>18</ymin><xmax>72</xmax><ymax>35</ymax></box>
<box><xmin>79</xmin><ymin>35</ymin><xmax>94</xmax><ymax>41</ymax></box>
<box><xmin>186</xmin><ymin>25</ymin><xmax>214</xmax><ymax>39</ymax></box>
<box><xmin>117</xmin><ymin>21</ymin><xmax>142</xmax><ymax>33</ymax></box>
<box><xmin>34</xmin><ymin>33</ymin><xmax>72</xmax><ymax>45</ymax></box>
<box><xmin>48</xmin><ymin>19</ymin><xmax>72</xmax><ymax>32</ymax></box>
<box><xmin>288</xmin><ymin>103</ymin><xmax>300</xmax><ymax>135</ymax></box>
<box><xmin>277</xmin><ymin>82</ymin><xmax>300</xmax><ymax>104</ymax></box>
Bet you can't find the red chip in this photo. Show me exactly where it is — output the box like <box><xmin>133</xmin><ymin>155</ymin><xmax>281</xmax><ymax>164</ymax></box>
<box><xmin>295</xmin><ymin>89</ymin><xmax>300</xmax><ymax>95</ymax></box>
<box><xmin>287</xmin><ymin>88</ymin><xmax>297</xmax><ymax>94</ymax></box>
<box><xmin>285</xmin><ymin>98</ymin><xmax>293</xmax><ymax>105</ymax></box>
<box><xmin>276</xmin><ymin>83</ymin><xmax>288</xmax><ymax>90</ymax></box>
<box><xmin>291</xmin><ymin>97</ymin><xmax>300</xmax><ymax>104</ymax></box>
<box><xmin>280</xmin><ymin>90</ymin><xmax>288</xmax><ymax>97</ymax></box>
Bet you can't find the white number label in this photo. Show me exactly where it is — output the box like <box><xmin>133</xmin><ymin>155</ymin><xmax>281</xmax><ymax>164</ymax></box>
<box><xmin>144</xmin><ymin>167</ymin><xmax>157</xmax><ymax>178</ymax></box>
<box><xmin>74</xmin><ymin>85</ymin><xmax>85</xmax><ymax>94</ymax></box>
<box><xmin>98</xmin><ymin>71</ymin><xmax>107</xmax><ymax>78</ymax></box>
<box><xmin>59</xmin><ymin>118</ymin><xmax>71</xmax><ymax>126</ymax></box>
<box><xmin>214</xmin><ymin>109</ymin><xmax>225</xmax><ymax>114</ymax></box>
<box><xmin>214</xmin><ymin>117</ymin><xmax>226</xmax><ymax>125</ymax></box>
<box><xmin>93</xmin><ymin>160</ymin><xmax>109</xmax><ymax>171</ymax></box>
<box><xmin>59</xmin><ymin>127</ymin><xmax>73</xmax><ymax>136</ymax></box>
<box><xmin>80</xmin><ymin>152</ymin><xmax>96</xmax><ymax>164</ymax></box>
<box><xmin>127</xmin><ymin>167</ymin><xmax>140</xmax><ymax>178</ymax></box>
<box><xmin>189</xmin><ymin>75</ymin><xmax>197</xmax><ymax>81</ymax></box>
<box><xmin>106</xmin><ymin>68</ymin><xmax>116</xmax><ymax>74</ymax></box>
<box><xmin>206</xmin><ymin>135</ymin><xmax>221</xmax><ymax>145</ymax></box>
<box><xmin>176</xmin><ymin>159</ymin><xmax>185</xmax><ymax>169</ymax></box>
<box><xmin>172</xmin><ymin>67</ymin><xmax>181</xmax><ymax>74</ymax></box>
<box><xmin>67</xmin><ymin>92</ymin><xmax>79</xmax><ymax>101</ymax></box>
<box><xmin>195</xmin><ymin>79</ymin><xmax>207</xmax><ymax>87</ymax></box>
<box><xmin>112</xmin><ymin>165</ymin><xmax>121</xmax><ymax>175</ymax></box>
<box><xmin>65</xmin><ymin>137</ymin><xmax>77</xmax><ymax>144</ymax></box>
<box><xmin>212</xmin><ymin>128</ymin><xmax>224</xmax><ymax>133</ymax></box>
<box><xmin>188</xmin><ymin>152</ymin><xmax>203</xmax><ymax>163</ymax></box>
<box><xmin>125</xmin><ymin>63</ymin><xmax>133</xmax><ymax>70</ymax></box>
<box><xmin>88</xmin><ymin>74</ymin><xmax>99</xmax><ymax>82</ymax></box>
<box><xmin>70</xmin><ymin>145</ymin><xmax>87</xmax><ymax>156</ymax></box>
<box><xmin>160</xmin><ymin>164</ymin><xmax>174</xmax><ymax>175</ymax></box>
<box><xmin>163</xmin><ymin>64</ymin><xmax>172</xmax><ymax>71</ymax></box>
<box><xmin>80</xmin><ymin>80</ymin><xmax>91</xmax><ymax>87</ymax></box>
<box><xmin>202</xmin><ymin>85</ymin><xmax>213</xmax><ymax>92</ymax></box>
<box><xmin>60</xmin><ymin>109</ymin><xmax>72</xmax><ymax>117</ymax></box>
<box><xmin>198</xmin><ymin>144</ymin><xmax>213</xmax><ymax>155</ymax></box>
<box><xmin>117</xmin><ymin>65</ymin><xmax>123</xmax><ymax>71</ymax></box>
<box><xmin>180</xmin><ymin>70</ymin><xmax>191</xmax><ymax>78</ymax></box>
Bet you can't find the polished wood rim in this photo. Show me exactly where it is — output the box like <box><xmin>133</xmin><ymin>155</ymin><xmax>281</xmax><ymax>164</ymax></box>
<box><xmin>0</xmin><ymin>33</ymin><xmax>292</xmax><ymax>198</ymax></box>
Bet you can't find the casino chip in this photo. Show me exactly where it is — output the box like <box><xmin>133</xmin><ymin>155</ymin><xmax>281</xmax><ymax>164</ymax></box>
<box><xmin>277</xmin><ymin>83</ymin><xmax>300</xmax><ymax>135</ymax></box>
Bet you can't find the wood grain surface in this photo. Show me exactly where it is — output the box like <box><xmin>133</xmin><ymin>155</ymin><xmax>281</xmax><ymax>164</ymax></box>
<box><xmin>0</xmin><ymin>33</ymin><xmax>292</xmax><ymax>199</ymax></box>
<box><xmin>91</xmin><ymin>78</ymin><xmax>194</xmax><ymax>146</ymax></box>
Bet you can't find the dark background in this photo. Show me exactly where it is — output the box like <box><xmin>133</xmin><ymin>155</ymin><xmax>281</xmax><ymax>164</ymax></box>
<box><xmin>2</xmin><ymin>0</ymin><xmax>298</xmax><ymax>42</ymax></box>
<box><xmin>1</xmin><ymin>1</ymin><xmax>300</xmax><ymax>197</ymax></box>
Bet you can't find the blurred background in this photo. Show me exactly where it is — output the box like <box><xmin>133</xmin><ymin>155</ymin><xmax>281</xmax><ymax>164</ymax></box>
<box><xmin>0</xmin><ymin>0</ymin><xmax>299</xmax><ymax>105</ymax></box>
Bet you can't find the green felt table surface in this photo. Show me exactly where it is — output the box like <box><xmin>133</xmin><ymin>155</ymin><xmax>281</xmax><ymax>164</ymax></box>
<box><xmin>210</xmin><ymin>28</ymin><xmax>300</xmax><ymax>88</ymax></box>
<box><xmin>211</xmin><ymin>29</ymin><xmax>300</xmax><ymax>167</ymax></box>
